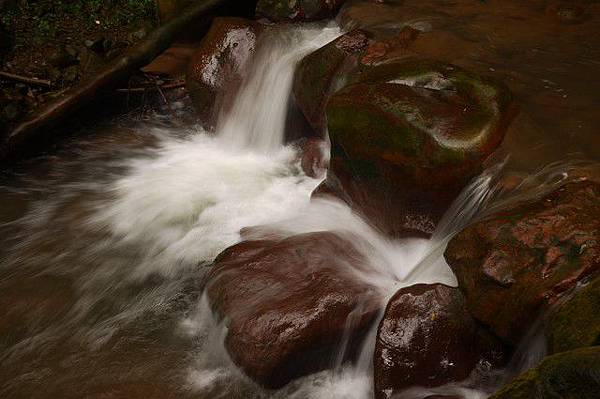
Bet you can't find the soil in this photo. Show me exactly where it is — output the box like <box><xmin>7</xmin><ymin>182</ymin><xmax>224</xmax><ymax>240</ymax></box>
<box><xmin>0</xmin><ymin>0</ymin><xmax>158</xmax><ymax>131</ymax></box>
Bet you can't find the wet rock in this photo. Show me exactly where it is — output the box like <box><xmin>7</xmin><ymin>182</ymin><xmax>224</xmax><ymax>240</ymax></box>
<box><xmin>324</xmin><ymin>59</ymin><xmax>514</xmax><ymax>237</ymax></box>
<box><xmin>445</xmin><ymin>179</ymin><xmax>600</xmax><ymax>345</ymax></box>
<box><xmin>186</xmin><ymin>17</ymin><xmax>263</xmax><ymax>131</ymax></box>
<box><xmin>297</xmin><ymin>137</ymin><xmax>329</xmax><ymax>178</ymax></box>
<box><xmin>374</xmin><ymin>284</ymin><xmax>505</xmax><ymax>398</ymax></box>
<box><xmin>256</xmin><ymin>0</ymin><xmax>347</xmax><ymax>22</ymax></box>
<box><xmin>547</xmin><ymin>276</ymin><xmax>600</xmax><ymax>354</ymax></box>
<box><xmin>207</xmin><ymin>232</ymin><xmax>381</xmax><ymax>388</ymax></box>
<box><xmin>489</xmin><ymin>346</ymin><xmax>600</xmax><ymax>399</ymax></box>
<box><xmin>293</xmin><ymin>29</ymin><xmax>370</xmax><ymax>134</ymax></box>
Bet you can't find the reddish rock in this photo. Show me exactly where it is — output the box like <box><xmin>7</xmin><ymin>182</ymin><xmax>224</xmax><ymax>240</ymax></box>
<box><xmin>206</xmin><ymin>232</ymin><xmax>382</xmax><ymax>388</ymax></box>
<box><xmin>256</xmin><ymin>0</ymin><xmax>347</xmax><ymax>22</ymax></box>
<box><xmin>293</xmin><ymin>29</ymin><xmax>370</xmax><ymax>134</ymax></box>
<box><xmin>186</xmin><ymin>18</ymin><xmax>263</xmax><ymax>130</ymax></box>
<box><xmin>324</xmin><ymin>59</ymin><xmax>514</xmax><ymax>237</ymax></box>
<box><xmin>374</xmin><ymin>284</ymin><xmax>505</xmax><ymax>399</ymax></box>
<box><xmin>297</xmin><ymin>137</ymin><xmax>329</xmax><ymax>178</ymax></box>
<box><xmin>445</xmin><ymin>179</ymin><xmax>600</xmax><ymax>345</ymax></box>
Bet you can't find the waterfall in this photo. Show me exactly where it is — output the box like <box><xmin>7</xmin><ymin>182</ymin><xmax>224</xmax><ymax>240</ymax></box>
<box><xmin>218</xmin><ymin>25</ymin><xmax>341</xmax><ymax>152</ymax></box>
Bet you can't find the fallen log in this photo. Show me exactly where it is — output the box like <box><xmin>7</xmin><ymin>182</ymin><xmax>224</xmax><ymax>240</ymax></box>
<box><xmin>0</xmin><ymin>0</ymin><xmax>227</xmax><ymax>160</ymax></box>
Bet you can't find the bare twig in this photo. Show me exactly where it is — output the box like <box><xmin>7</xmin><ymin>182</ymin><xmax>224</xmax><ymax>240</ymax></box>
<box><xmin>0</xmin><ymin>71</ymin><xmax>52</xmax><ymax>88</ymax></box>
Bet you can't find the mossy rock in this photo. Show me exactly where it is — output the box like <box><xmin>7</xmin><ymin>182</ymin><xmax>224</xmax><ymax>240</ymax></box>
<box><xmin>445</xmin><ymin>180</ymin><xmax>600</xmax><ymax>345</ymax></box>
<box><xmin>256</xmin><ymin>0</ymin><xmax>346</xmax><ymax>22</ymax></box>
<box><xmin>547</xmin><ymin>277</ymin><xmax>600</xmax><ymax>354</ymax></box>
<box><xmin>327</xmin><ymin>59</ymin><xmax>513</xmax><ymax>187</ymax></box>
<box><xmin>490</xmin><ymin>346</ymin><xmax>600</xmax><ymax>399</ymax></box>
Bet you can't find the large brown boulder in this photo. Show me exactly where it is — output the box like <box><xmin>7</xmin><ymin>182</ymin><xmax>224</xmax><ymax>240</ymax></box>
<box><xmin>256</xmin><ymin>0</ymin><xmax>347</xmax><ymax>22</ymax></box>
<box><xmin>489</xmin><ymin>346</ymin><xmax>600</xmax><ymax>399</ymax></box>
<box><xmin>186</xmin><ymin>17</ymin><xmax>263</xmax><ymax>130</ymax></box>
<box><xmin>206</xmin><ymin>232</ymin><xmax>382</xmax><ymax>388</ymax></box>
<box><xmin>374</xmin><ymin>284</ymin><xmax>505</xmax><ymax>399</ymax></box>
<box><xmin>445</xmin><ymin>179</ymin><xmax>600</xmax><ymax>345</ymax></box>
<box><xmin>322</xmin><ymin>58</ymin><xmax>513</xmax><ymax>237</ymax></box>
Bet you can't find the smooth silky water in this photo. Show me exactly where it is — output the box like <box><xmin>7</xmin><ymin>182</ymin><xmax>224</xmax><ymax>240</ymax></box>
<box><xmin>0</xmin><ymin>23</ymin><xmax>593</xmax><ymax>398</ymax></box>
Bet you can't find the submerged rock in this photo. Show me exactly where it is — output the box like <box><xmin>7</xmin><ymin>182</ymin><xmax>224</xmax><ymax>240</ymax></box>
<box><xmin>256</xmin><ymin>0</ymin><xmax>347</xmax><ymax>22</ymax></box>
<box><xmin>186</xmin><ymin>17</ymin><xmax>263</xmax><ymax>131</ymax></box>
<box><xmin>547</xmin><ymin>276</ymin><xmax>600</xmax><ymax>354</ymax></box>
<box><xmin>374</xmin><ymin>284</ymin><xmax>505</xmax><ymax>399</ymax></box>
<box><xmin>445</xmin><ymin>179</ymin><xmax>600</xmax><ymax>345</ymax></box>
<box><xmin>206</xmin><ymin>232</ymin><xmax>381</xmax><ymax>388</ymax></box>
<box><xmin>490</xmin><ymin>346</ymin><xmax>600</xmax><ymax>399</ymax></box>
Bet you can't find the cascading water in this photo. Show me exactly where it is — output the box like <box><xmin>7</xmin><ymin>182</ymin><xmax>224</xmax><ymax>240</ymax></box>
<box><xmin>0</xmin><ymin>22</ymin><xmax>583</xmax><ymax>399</ymax></box>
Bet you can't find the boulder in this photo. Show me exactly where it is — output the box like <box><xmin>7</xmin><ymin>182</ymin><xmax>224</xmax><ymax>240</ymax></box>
<box><xmin>374</xmin><ymin>284</ymin><xmax>505</xmax><ymax>399</ymax></box>
<box><xmin>293</xmin><ymin>29</ymin><xmax>371</xmax><ymax>134</ymax></box>
<box><xmin>323</xmin><ymin>59</ymin><xmax>514</xmax><ymax>237</ymax></box>
<box><xmin>296</xmin><ymin>137</ymin><xmax>329</xmax><ymax>178</ymax></box>
<box><xmin>256</xmin><ymin>0</ymin><xmax>347</xmax><ymax>22</ymax></box>
<box><xmin>445</xmin><ymin>179</ymin><xmax>600</xmax><ymax>345</ymax></box>
<box><xmin>206</xmin><ymin>232</ymin><xmax>382</xmax><ymax>388</ymax></box>
<box><xmin>293</xmin><ymin>27</ymin><xmax>421</xmax><ymax>134</ymax></box>
<box><xmin>186</xmin><ymin>18</ymin><xmax>263</xmax><ymax>130</ymax></box>
<box><xmin>489</xmin><ymin>346</ymin><xmax>600</xmax><ymax>399</ymax></box>
<box><xmin>547</xmin><ymin>276</ymin><xmax>600</xmax><ymax>354</ymax></box>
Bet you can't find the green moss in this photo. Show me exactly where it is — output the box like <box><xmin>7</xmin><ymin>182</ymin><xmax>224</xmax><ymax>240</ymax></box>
<box><xmin>490</xmin><ymin>347</ymin><xmax>600</xmax><ymax>399</ymax></box>
<box><xmin>548</xmin><ymin>277</ymin><xmax>600</xmax><ymax>354</ymax></box>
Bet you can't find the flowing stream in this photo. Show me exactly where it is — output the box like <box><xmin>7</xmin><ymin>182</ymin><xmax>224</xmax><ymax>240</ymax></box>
<box><xmin>0</xmin><ymin>23</ymin><xmax>582</xmax><ymax>399</ymax></box>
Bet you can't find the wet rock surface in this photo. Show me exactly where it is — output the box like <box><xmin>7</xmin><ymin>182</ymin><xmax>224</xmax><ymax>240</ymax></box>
<box><xmin>547</xmin><ymin>276</ymin><xmax>600</xmax><ymax>354</ymax></box>
<box><xmin>445</xmin><ymin>179</ymin><xmax>600</xmax><ymax>345</ymax></box>
<box><xmin>206</xmin><ymin>232</ymin><xmax>382</xmax><ymax>388</ymax></box>
<box><xmin>256</xmin><ymin>0</ymin><xmax>347</xmax><ymax>22</ymax></box>
<box><xmin>337</xmin><ymin>0</ymin><xmax>600</xmax><ymax>169</ymax></box>
<box><xmin>326</xmin><ymin>59</ymin><xmax>513</xmax><ymax>237</ymax></box>
<box><xmin>489</xmin><ymin>346</ymin><xmax>600</xmax><ymax>399</ymax></box>
<box><xmin>374</xmin><ymin>284</ymin><xmax>505</xmax><ymax>398</ymax></box>
<box><xmin>186</xmin><ymin>17</ymin><xmax>264</xmax><ymax>130</ymax></box>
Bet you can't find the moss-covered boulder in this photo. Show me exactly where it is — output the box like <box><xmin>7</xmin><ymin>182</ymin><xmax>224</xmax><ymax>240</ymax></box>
<box><xmin>547</xmin><ymin>277</ymin><xmax>600</xmax><ymax>354</ymax></box>
<box><xmin>186</xmin><ymin>17</ymin><xmax>263</xmax><ymax>131</ymax></box>
<box><xmin>293</xmin><ymin>29</ymin><xmax>370</xmax><ymax>133</ymax></box>
<box><xmin>490</xmin><ymin>346</ymin><xmax>600</xmax><ymax>399</ymax></box>
<box><xmin>293</xmin><ymin>27</ymin><xmax>421</xmax><ymax>135</ymax></box>
<box><xmin>322</xmin><ymin>59</ymin><xmax>513</xmax><ymax>236</ymax></box>
<box><xmin>445</xmin><ymin>179</ymin><xmax>600</xmax><ymax>345</ymax></box>
<box><xmin>256</xmin><ymin>0</ymin><xmax>347</xmax><ymax>22</ymax></box>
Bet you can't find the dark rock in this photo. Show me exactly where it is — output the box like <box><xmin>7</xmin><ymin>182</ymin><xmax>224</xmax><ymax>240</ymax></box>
<box><xmin>256</xmin><ymin>0</ymin><xmax>347</xmax><ymax>22</ymax></box>
<box><xmin>374</xmin><ymin>284</ymin><xmax>505</xmax><ymax>399</ymax></box>
<box><xmin>186</xmin><ymin>17</ymin><xmax>263</xmax><ymax>131</ymax></box>
<box><xmin>293</xmin><ymin>29</ymin><xmax>370</xmax><ymax>134</ymax></box>
<box><xmin>297</xmin><ymin>137</ymin><xmax>329</xmax><ymax>178</ymax></box>
<box><xmin>324</xmin><ymin>59</ymin><xmax>514</xmax><ymax>237</ymax></box>
<box><xmin>445</xmin><ymin>179</ymin><xmax>600</xmax><ymax>345</ymax></box>
<box><xmin>547</xmin><ymin>276</ymin><xmax>600</xmax><ymax>354</ymax></box>
<box><xmin>48</xmin><ymin>45</ymin><xmax>79</xmax><ymax>69</ymax></box>
<box><xmin>206</xmin><ymin>232</ymin><xmax>381</xmax><ymax>388</ymax></box>
<box><xmin>489</xmin><ymin>346</ymin><xmax>600</xmax><ymax>399</ymax></box>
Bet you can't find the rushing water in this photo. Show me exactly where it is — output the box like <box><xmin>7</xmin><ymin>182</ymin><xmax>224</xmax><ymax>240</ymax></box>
<box><xmin>0</xmin><ymin>23</ymin><xmax>592</xmax><ymax>399</ymax></box>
